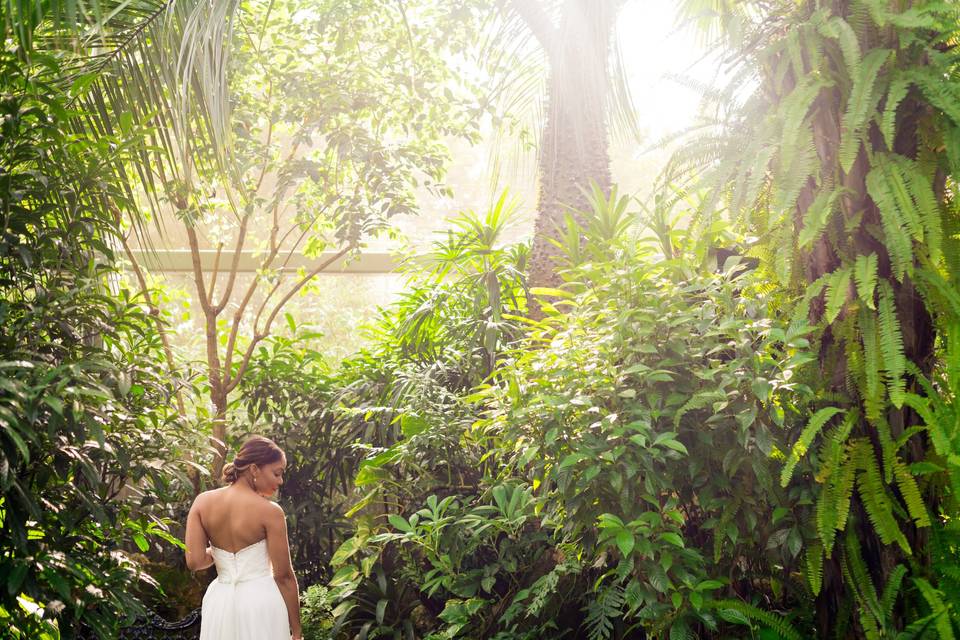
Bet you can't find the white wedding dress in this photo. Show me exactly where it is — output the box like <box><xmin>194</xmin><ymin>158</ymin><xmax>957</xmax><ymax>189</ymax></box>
<box><xmin>200</xmin><ymin>539</ymin><xmax>290</xmax><ymax>640</ymax></box>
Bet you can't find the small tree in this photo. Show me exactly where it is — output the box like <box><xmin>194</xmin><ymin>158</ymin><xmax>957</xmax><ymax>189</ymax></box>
<box><xmin>125</xmin><ymin>1</ymin><xmax>496</xmax><ymax>474</ymax></box>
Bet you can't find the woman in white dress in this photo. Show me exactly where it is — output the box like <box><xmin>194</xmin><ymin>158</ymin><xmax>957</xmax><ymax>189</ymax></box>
<box><xmin>184</xmin><ymin>436</ymin><xmax>302</xmax><ymax>640</ymax></box>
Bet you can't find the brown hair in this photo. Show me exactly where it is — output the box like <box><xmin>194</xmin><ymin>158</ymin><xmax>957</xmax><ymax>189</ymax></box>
<box><xmin>222</xmin><ymin>436</ymin><xmax>285</xmax><ymax>484</ymax></box>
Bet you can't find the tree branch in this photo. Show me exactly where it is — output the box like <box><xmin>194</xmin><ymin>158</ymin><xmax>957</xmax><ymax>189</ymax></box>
<box><xmin>212</xmin><ymin>214</ymin><xmax>250</xmax><ymax>314</ymax></box>
<box><xmin>186</xmin><ymin>225</ymin><xmax>214</xmax><ymax>314</ymax></box>
<box><xmin>225</xmin><ymin>246</ymin><xmax>351</xmax><ymax>394</ymax></box>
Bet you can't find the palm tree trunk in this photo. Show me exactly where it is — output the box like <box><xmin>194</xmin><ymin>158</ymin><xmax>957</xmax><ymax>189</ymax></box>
<box><xmin>521</xmin><ymin>0</ymin><xmax>617</xmax><ymax>296</ymax></box>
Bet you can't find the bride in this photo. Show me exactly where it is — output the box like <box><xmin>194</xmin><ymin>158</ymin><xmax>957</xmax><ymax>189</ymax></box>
<box><xmin>184</xmin><ymin>436</ymin><xmax>302</xmax><ymax>640</ymax></box>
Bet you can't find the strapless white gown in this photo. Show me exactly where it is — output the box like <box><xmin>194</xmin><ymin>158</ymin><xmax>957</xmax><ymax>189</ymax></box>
<box><xmin>200</xmin><ymin>539</ymin><xmax>290</xmax><ymax>640</ymax></box>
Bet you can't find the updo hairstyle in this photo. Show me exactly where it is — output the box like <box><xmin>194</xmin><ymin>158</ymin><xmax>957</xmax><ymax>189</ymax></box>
<box><xmin>222</xmin><ymin>436</ymin><xmax>284</xmax><ymax>484</ymax></box>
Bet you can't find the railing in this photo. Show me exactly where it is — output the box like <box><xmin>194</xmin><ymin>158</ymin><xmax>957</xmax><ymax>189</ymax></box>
<box><xmin>78</xmin><ymin>610</ymin><xmax>201</xmax><ymax>639</ymax></box>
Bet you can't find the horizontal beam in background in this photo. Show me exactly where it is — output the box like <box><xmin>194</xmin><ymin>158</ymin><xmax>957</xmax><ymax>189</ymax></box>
<box><xmin>126</xmin><ymin>250</ymin><xmax>400</xmax><ymax>274</ymax></box>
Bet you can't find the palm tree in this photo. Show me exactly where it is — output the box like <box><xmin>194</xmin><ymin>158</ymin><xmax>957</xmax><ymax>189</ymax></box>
<box><xmin>505</xmin><ymin>0</ymin><xmax>632</xmax><ymax>295</ymax></box>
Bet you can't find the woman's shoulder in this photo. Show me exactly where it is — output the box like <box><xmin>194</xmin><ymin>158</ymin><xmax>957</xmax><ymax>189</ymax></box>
<box><xmin>192</xmin><ymin>486</ymin><xmax>228</xmax><ymax>507</ymax></box>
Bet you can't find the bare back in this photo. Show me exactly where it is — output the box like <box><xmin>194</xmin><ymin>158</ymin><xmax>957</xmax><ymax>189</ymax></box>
<box><xmin>190</xmin><ymin>486</ymin><xmax>278</xmax><ymax>553</ymax></box>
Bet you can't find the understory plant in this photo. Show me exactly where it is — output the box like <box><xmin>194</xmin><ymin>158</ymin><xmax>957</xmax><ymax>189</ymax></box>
<box><xmin>321</xmin><ymin>190</ymin><xmax>829</xmax><ymax>639</ymax></box>
<box><xmin>0</xmin><ymin>54</ymin><xmax>189</xmax><ymax>638</ymax></box>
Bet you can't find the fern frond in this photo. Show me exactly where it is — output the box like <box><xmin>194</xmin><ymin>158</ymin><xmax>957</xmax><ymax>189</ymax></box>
<box><xmin>712</xmin><ymin>600</ymin><xmax>805</xmax><ymax>640</ymax></box>
<box><xmin>892</xmin><ymin>460</ymin><xmax>931</xmax><ymax>527</ymax></box>
<box><xmin>584</xmin><ymin>585</ymin><xmax>624</xmax><ymax>640</ymax></box>
<box><xmin>878</xmin><ymin>281</ymin><xmax>907</xmax><ymax>407</ymax></box>
<box><xmin>892</xmin><ymin>155</ymin><xmax>942</xmax><ymax>264</ymax></box>
<box><xmin>825</xmin><ymin>267</ymin><xmax>852</xmax><ymax>324</ymax></box>
<box><xmin>775</xmin><ymin>124</ymin><xmax>819</xmax><ymax>215</ymax></box>
<box><xmin>843</xmin><ymin>531</ymin><xmax>884</xmax><ymax>627</ymax></box>
<box><xmin>915</xmin><ymin>66</ymin><xmax>960</xmax><ymax>128</ymax></box>
<box><xmin>817</xmin><ymin>433</ymin><xmax>857</xmax><ymax>553</ymax></box>
<box><xmin>881</xmin><ymin>75</ymin><xmax>910</xmax><ymax>151</ymax></box>
<box><xmin>839</xmin><ymin>48</ymin><xmax>891</xmax><ymax>173</ymax></box>
<box><xmin>818</xmin><ymin>15</ymin><xmax>861</xmax><ymax>77</ymax></box>
<box><xmin>900</xmin><ymin>392</ymin><xmax>951</xmax><ymax>456</ymax></box>
<box><xmin>853</xmin><ymin>253</ymin><xmax>878</xmax><ymax>310</ymax></box>
<box><xmin>874</xmin><ymin>415</ymin><xmax>896</xmax><ymax>484</ymax></box>
<box><xmin>913</xmin><ymin>578</ymin><xmax>956</xmax><ymax>640</ymax></box>
<box><xmin>914</xmin><ymin>266</ymin><xmax>960</xmax><ymax>322</ymax></box>
<box><xmin>852</xmin><ymin>439</ymin><xmax>911</xmax><ymax>554</ymax></box>
<box><xmin>866</xmin><ymin>160</ymin><xmax>915</xmax><ymax>280</ymax></box>
<box><xmin>805</xmin><ymin>541</ymin><xmax>825</xmax><ymax>596</ymax></box>
<box><xmin>790</xmin><ymin>275</ymin><xmax>829</xmax><ymax>331</ymax></box>
<box><xmin>798</xmin><ymin>186</ymin><xmax>839</xmax><ymax>248</ymax></box>
<box><xmin>859</xmin><ymin>310</ymin><xmax>885</xmax><ymax>422</ymax></box>
<box><xmin>782</xmin><ymin>406</ymin><xmax>845</xmax><ymax>487</ymax></box>
<box><xmin>880</xmin><ymin>564</ymin><xmax>908</xmax><ymax>623</ymax></box>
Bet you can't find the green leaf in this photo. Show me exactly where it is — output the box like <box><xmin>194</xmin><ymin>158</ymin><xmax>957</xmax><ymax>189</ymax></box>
<box><xmin>660</xmin><ymin>532</ymin><xmax>685</xmax><ymax>548</ymax></box>
<box><xmin>840</xmin><ymin>49</ymin><xmax>891</xmax><ymax>173</ymax></box>
<box><xmin>616</xmin><ymin>529</ymin><xmax>635</xmax><ymax>557</ymax></box>
<box><xmin>133</xmin><ymin>533</ymin><xmax>149</xmax><ymax>552</ymax></box>
<box><xmin>388</xmin><ymin>514</ymin><xmax>411</xmax><ymax>533</ymax></box>
<box><xmin>781</xmin><ymin>406</ymin><xmax>845</xmax><ymax>487</ymax></box>
<box><xmin>854</xmin><ymin>253</ymin><xmax>878</xmax><ymax>310</ymax></box>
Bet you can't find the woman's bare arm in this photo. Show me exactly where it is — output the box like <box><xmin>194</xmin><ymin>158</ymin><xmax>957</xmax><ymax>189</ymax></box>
<box><xmin>265</xmin><ymin>502</ymin><xmax>301</xmax><ymax>639</ymax></box>
<box><xmin>184</xmin><ymin>495</ymin><xmax>215</xmax><ymax>571</ymax></box>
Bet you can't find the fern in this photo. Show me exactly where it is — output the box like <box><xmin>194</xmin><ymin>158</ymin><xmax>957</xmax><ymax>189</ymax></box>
<box><xmin>805</xmin><ymin>541</ymin><xmax>825</xmax><ymax>596</ymax></box>
<box><xmin>712</xmin><ymin>599</ymin><xmax>805</xmax><ymax>640</ymax></box>
<box><xmin>790</xmin><ymin>275</ymin><xmax>829</xmax><ymax>331</ymax></box>
<box><xmin>775</xmin><ymin>123</ymin><xmax>819</xmax><ymax>215</ymax></box>
<box><xmin>843</xmin><ymin>532</ymin><xmax>884</xmax><ymax>630</ymax></box>
<box><xmin>818</xmin><ymin>15</ymin><xmax>861</xmax><ymax>77</ymax></box>
<box><xmin>825</xmin><ymin>267</ymin><xmax>852</xmax><ymax>324</ymax></box>
<box><xmin>782</xmin><ymin>406</ymin><xmax>845</xmax><ymax>487</ymax></box>
<box><xmin>915</xmin><ymin>66</ymin><xmax>960</xmax><ymax>128</ymax></box>
<box><xmin>583</xmin><ymin>585</ymin><xmax>623</xmax><ymax>640</ymax></box>
<box><xmin>852</xmin><ymin>439</ymin><xmax>911</xmax><ymax>554</ymax></box>
<box><xmin>880</xmin><ymin>564</ymin><xmax>908</xmax><ymax>623</ymax></box>
<box><xmin>854</xmin><ymin>253</ymin><xmax>878</xmax><ymax>310</ymax></box>
<box><xmin>859</xmin><ymin>310</ymin><xmax>885</xmax><ymax>422</ymax></box>
<box><xmin>714</xmin><ymin>499</ymin><xmax>740</xmax><ymax>563</ymax></box>
<box><xmin>816</xmin><ymin>440</ymin><xmax>856</xmax><ymax>552</ymax></box>
<box><xmin>878</xmin><ymin>281</ymin><xmax>907</xmax><ymax>407</ymax></box>
<box><xmin>798</xmin><ymin>185</ymin><xmax>839</xmax><ymax>248</ymax></box>
<box><xmin>900</xmin><ymin>392</ymin><xmax>950</xmax><ymax>457</ymax></box>
<box><xmin>866</xmin><ymin>159</ymin><xmax>916</xmax><ymax>280</ymax></box>
<box><xmin>894</xmin><ymin>154</ymin><xmax>942</xmax><ymax>264</ymax></box>
<box><xmin>913</xmin><ymin>578</ymin><xmax>956</xmax><ymax>640</ymax></box>
<box><xmin>839</xmin><ymin>48</ymin><xmax>891</xmax><ymax>172</ymax></box>
<box><xmin>881</xmin><ymin>75</ymin><xmax>911</xmax><ymax>151</ymax></box>
<box><xmin>893</xmin><ymin>459</ymin><xmax>931</xmax><ymax>528</ymax></box>
<box><xmin>914</xmin><ymin>266</ymin><xmax>960</xmax><ymax>322</ymax></box>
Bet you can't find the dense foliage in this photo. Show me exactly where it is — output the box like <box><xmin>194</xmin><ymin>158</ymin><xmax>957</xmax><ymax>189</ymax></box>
<box><xmin>0</xmin><ymin>56</ymin><xmax>188</xmax><ymax>638</ymax></box>
<box><xmin>670</xmin><ymin>0</ymin><xmax>960</xmax><ymax>634</ymax></box>
<box><xmin>281</xmin><ymin>195</ymin><xmax>819</xmax><ymax>638</ymax></box>
<box><xmin>6</xmin><ymin>0</ymin><xmax>960</xmax><ymax>638</ymax></box>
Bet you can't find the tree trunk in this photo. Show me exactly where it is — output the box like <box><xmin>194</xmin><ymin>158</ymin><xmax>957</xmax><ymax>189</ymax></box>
<box><xmin>788</xmin><ymin>2</ymin><xmax>938</xmax><ymax>632</ymax></box>
<box><xmin>525</xmin><ymin>0</ymin><xmax>617</xmax><ymax>297</ymax></box>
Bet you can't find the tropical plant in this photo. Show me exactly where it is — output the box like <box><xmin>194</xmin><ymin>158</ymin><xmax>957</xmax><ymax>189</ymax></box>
<box><xmin>0</xmin><ymin>53</ymin><xmax>188</xmax><ymax>638</ymax></box>
<box><xmin>320</xmin><ymin>191</ymin><xmax>827</xmax><ymax>639</ymax></box>
<box><xmin>671</xmin><ymin>0</ymin><xmax>960</xmax><ymax>633</ymax></box>
<box><xmin>501</xmin><ymin>0</ymin><xmax>637</xmax><ymax>294</ymax></box>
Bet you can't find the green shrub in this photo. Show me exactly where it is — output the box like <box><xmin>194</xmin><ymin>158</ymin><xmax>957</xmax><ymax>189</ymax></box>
<box><xmin>0</xmin><ymin>55</ymin><xmax>188</xmax><ymax>638</ymax></box>
<box><xmin>322</xmin><ymin>193</ymin><xmax>818</xmax><ymax>638</ymax></box>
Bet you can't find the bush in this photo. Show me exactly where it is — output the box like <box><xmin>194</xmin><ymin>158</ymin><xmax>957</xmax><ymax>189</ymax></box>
<box><xmin>0</xmin><ymin>55</ymin><xmax>188</xmax><ymax>638</ymax></box>
<box><xmin>321</xmin><ymin>193</ymin><xmax>820</xmax><ymax>638</ymax></box>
